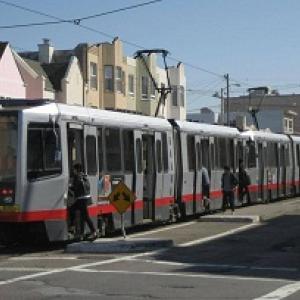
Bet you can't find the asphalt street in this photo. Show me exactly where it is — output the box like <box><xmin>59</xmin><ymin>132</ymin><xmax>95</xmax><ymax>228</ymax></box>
<box><xmin>0</xmin><ymin>198</ymin><xmax>300</xmax><ymax>299</ymax></box>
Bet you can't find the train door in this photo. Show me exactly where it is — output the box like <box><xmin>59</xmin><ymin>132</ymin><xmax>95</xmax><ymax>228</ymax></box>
<box><xmin>67</xmin><ymin>123</ymin><xmax>84</xmax><ymax>180</ymax></box>
<box><xmin>84</xmin><ymin>125</ymin><xmax>98</xmax><ymax>206</ymax></box>
<box><xmin>185</xmin><ymin>134</ymin><xmax>196</xmax><ymax>216</ymax></box>
<box><xmin>257</xmin><ymin>142</ymin><xmax>265</xmax><ymax>201</ymax></box>
<box><xmin>142</xmin><ymin>133</ymin><xmax>155</xmax><ymax>220</ymax></box>
<box><xmin>195</xmin><ymin>136</ymin><xmax>203</xmax><ymax>213</ymax></box>
<box><xmin>201</xmin><ymin>138</ymin><xmax>211</xmax><ymax>206</ymax></box>
<box><xmin>66</xmin><ymin>123</ymin><xmax>84</xmax><ymax>232</ymax></box>
<box><xmin>132</xmin><ymin>131</ymin><xmax>143</xmax><ymax>225</ymax></box>
<box><xmin>122</xmin><ymin>130</ymin><xmax>135</xmax><ymax>225</ymax></box>
<box><xmin>279</xmin><ymin>144</ymin><xmax>287</xmax><ymax>197</ymax></box>
<box><xmin>286</xmin><ymin>143</ymin><xmax>293</xmax><ymax>196</ymax></box>
<box><xmin>161</xmin><ymin>132</ymin><xmax>175</xmax><ymax>217</ymax></box>
<box><xmin>296</xmin><ymin>144</ymin><xmax>300</xmax><ymax>194</ymax></box>
<box><xmin>154</xmin><ymin>132</ymin><xmax>169</xmax><ymax>220</ymax></box>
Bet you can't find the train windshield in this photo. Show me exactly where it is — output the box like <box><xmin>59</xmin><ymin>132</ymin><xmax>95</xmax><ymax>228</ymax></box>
<box><xmin>0</xmin><ymin>114</ymin><xmax>18</xmax><ymax>182</ymax></box>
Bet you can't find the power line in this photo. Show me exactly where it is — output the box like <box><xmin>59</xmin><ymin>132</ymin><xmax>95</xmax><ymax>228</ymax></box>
<box><xmin>0</xmin><ymin>0</ymin><xmax>162</xmax><ymax>29</ymax></box>
<box><xmin>1</xmin><ymin>0</ymin><xmax>227</xmax><ymax>79</ymax></box>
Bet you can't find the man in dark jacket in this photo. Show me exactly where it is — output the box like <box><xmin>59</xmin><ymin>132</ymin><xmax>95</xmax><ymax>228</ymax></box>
<box><xmin>238</xmin><ymin>160</ymin><xmax>251</xmax><ymax>206</ymax></box>
<box><xmin>221</xmin><ymin>166</ymin><xmax>238</xmax><ymax>213</ymax></box>
<box><xmin>69</xmin><ymin>163</ymin><xmax>97</xmax><ymax>240</ymax></box>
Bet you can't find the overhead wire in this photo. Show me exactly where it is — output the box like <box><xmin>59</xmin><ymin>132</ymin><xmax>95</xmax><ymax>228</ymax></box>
<box><xmin>0</xmin><ymin>0</ymin><xmax>162</xmax><ymax>29</ymax></box>
<box><xmin>0</xmin><ymin>0</ymin><xmax>226</xmax><ymax>79</ymax></box>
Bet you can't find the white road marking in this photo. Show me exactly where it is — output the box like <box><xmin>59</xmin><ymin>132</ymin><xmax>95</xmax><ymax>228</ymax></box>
<box><xmin>0</xmin><ymin>251</ymin><xmax>155</xmax><ymax>286</ymax></box>
<box><xmin>126</xmin><ymin>258</ymin><xmax>298</xmax><ymax>273</ymax></box>
<box><xmin>0</xmin><ymin>218</ymin><xmax>290</xmax><ymax>288</ymax></box>
<box><xmin>10</xmin><ymin>256</ymin><xmax>78</xmax><ymax>261</ymax></box>
<box><xmin>0</xmin><ymin>267</ymin><xmax>57</xmax><ymax>272</ymax></box>
<box><xmin>253</xmin><ymin>282</ymin><xmax>300</xmax><ymax>300</ymax></box>
<box><xmin>180</xmin><ymin>223</ymin><xmax>259</xmax><ymax>247</ymax></box>
<box><xmin>71</xmin><ymin>269</ymin><xmax>292</xmax><ymax>283</ymax></box>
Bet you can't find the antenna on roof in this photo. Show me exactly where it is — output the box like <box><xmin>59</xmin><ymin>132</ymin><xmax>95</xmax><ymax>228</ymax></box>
<box><xmin>134</xmin><ymin>49</ymin><xmax>172</xmax><ymax>117</ymax></box>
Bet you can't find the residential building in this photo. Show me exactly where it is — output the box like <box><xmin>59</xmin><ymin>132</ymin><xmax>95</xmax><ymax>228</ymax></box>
<box><xmin>187</xmin><ymin>107</ymin><xmax>215</xmax><ymax>124</ymax></box>
<box><xmin>0</xmin><ymin>42</ymin><xmax>25</xmax><ymax>99</ymax></box>
<box><xmin>42</xmin><ymin>56</ymin><xmax>83</xmax><ymax>105</ymax></box>
<box><xmin>126</xmin><ymin>56</ymin><xmax>137</xmax><ymax>112</ymax></box>
<box><xmin>135</xmin><ymin>53</ymin><xmax>158</xmax><ymax>116</ymax></box>
<box><xmin>227</xmin><ymin>90</ymin><xmax>300</xmax><ymax>134</ymax></box>
<box><xmin>13</xmin><ymin>52</ymin><xmax>55</xmax><ymax>100</ymax></box>
<box><xmin>166</xmin><ymin>63</ymin><xmax>186</xmax><ymax>120</ymax></box>
<box><xmin>19</xmin><ymin>39</ymin><xmax>83</xmax><ymax>105</ymax></box>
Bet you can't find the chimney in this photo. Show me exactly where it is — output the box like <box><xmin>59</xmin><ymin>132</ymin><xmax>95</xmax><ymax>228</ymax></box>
<box><xmin>38</xmin><ymin>38</ymin><xmax>54</xmax><ymax>64</ymax></box>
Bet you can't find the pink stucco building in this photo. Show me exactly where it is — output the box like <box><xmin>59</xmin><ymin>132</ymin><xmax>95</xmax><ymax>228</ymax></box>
<box><xmin>0</xmin><ymin>42</ymin><xmax>25</xmax><ymax>98</ymax></box>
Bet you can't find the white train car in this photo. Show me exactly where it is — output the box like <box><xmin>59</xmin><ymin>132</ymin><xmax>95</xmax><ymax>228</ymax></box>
<box><xmin>241</xmin><ymin>130</ymin><xmax>293</xmax><ymax>202</ymax></box>
<box><xmin>0</xmin><ymin>100</ymin><xmax>175</xmax><ymax>242</ymax></box>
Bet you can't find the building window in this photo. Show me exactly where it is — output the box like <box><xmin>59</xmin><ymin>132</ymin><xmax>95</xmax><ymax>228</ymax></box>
<box><xmin>128</xmin><ymin>74</ymin><xmax>134</xmax><ymax>95</ymax></box>
<box><xmin>150</xmin><ymin>80</ymin><xmax>156</xmax><ymax>98</ymax></box>
<box><xmin>115</xmin><ymin>66</ymin><xmax>122</xmax><ymax>93</ymax></box>
<box><xmin>172</xmin><ymin>85</ymin><xmax>178</xmax><ymax>106</ymax></box>
<box><xmin>142</xmin><ymin>76</ymin><xmax>148</xmax><ymax>99</ymax></box>
<box><xmin>179</xmin><ymin>85</ymin><xmax>185</xmax><ymax>107</ymax></box>
<box><xmin>90</xmin><ymin>62</ymin><xmax>97</xmax><ymax>90</ymax></box>
<box><xmin>284</xmin><ymin>118</ymin><xmax>293</xmax><ymax>133</ymax></box>
<box><xmin>104</xmin><ymin>65</ymin><xmax>113</xmax><ymax>92</ymax></box>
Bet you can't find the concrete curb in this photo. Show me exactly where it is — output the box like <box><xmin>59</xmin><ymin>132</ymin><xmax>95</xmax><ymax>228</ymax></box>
<box><xmin>199</xmin><ymin>214</ymin><xmax>262</xmax><ymax>223</ymax></box>
<box><xmin>65</xmin><ymin>238</ymin><xmax>174</xmax><ymax>254</ymax></box>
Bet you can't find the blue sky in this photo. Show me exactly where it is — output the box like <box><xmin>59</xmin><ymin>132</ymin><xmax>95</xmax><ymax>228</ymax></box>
<box><xmin>1</xmin><ymin>0</ymin><xmax>300</xmax><ymax>113</ymax></box>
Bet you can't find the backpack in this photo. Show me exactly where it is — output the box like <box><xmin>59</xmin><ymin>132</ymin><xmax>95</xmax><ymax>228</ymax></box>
<box><xmin>78</xmin><ymin>174</ymin><xmax>90</xmax><ymax>196</ymax></box>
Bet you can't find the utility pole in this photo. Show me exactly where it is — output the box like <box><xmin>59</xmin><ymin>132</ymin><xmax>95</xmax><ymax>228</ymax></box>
<box><xmin>225</xmin><ymin>73</ymin><xmax>230</xmax><ymax>126</ymax></box>
<box><xmin>220</xmin><ymin>87</ymin><xmax>224</xmax><ymax>125</ymax></box>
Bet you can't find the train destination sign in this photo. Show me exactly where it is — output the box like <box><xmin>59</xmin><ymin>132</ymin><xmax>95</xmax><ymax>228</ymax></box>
<box><xmin>108</xmin><ymin>181</ymin><xmax>135</xmax><ymax>214</ymax></box>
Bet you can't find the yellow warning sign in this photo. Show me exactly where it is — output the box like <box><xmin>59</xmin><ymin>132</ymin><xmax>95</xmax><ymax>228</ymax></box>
<box><xmin>108</xmin><ymin>181</ymin><xmax>135</xmax><ymax>214</ymax></box>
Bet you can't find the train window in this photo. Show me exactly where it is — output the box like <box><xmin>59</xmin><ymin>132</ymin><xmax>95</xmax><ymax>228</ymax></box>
<box><xmin>86</xmin><ymin>135</ymin><xmax>97</xmax><ymax>175</ymax></box>
<box><xmin>156</xmin><ymin>140</ymin><xmax>162</xmax><ymax>173</ymax></box>
<box><xmin>136</xmin><ymin>138</ymin><xmax>143</xmax><ymax>173</ymax></box>
<box><xmin>210</xmin><ymin>142</ymin><xmax>215</xmax><ymax>170</ymax></box>
<box><xmin>187</xmin><ymin>135</ymin><xmax>195</xmax><ymax>171</ymax></box>
<box><xmin>247</xmin><ymin>141</ymin><xmax>256</xmax><ymax>168</ymax></box>
<box><xmin>201</xmin><ymin>139</ymin><xmax>209</xmax><ymax>169</ymax></box>
<box><xmin>123</xmin><ymin>130</ymin><xmax>134</xmax><ymax>172</ymax></box>
<box><xmin>285</xmin><ymin>144</ymin><xmax>290</xmax><ymax>167</ymax></box>
<box><xmin>229</xmin><ymin>139</ymin><xmax>235</xmax><ymax>169</ymax></box>
<box><xmin>218</xmin><ymin>138</ymin><xmax>227</xmax><ymax>169</ymax></box>
<box><xmin>266</xmin><ymin>143</ymin><xmax>277</xmax><ymax>168</ymax></box>
<box><xmin>237</xmin><ymin>141</ymin><xmax>243</xmax><ymax>166</ymax></box>
<box><xmin>297</xmin><ymin>145</ymin><xmax>300</xmax><ymax>167</ymax></box>
<box><xmin>196</xmin><ymin>142</ymin><xmax>202</xmax><ymax>170</ymax></box>
<box><xmin>27</xmin><ymin>123</ymin><xmax>62</xmax><ymax>180</ymax></box>
<box><xmin>162</xmin><ymin>133</ymin><xmax>169</xmax><ymax>172</ymax></box>
<box><xmin>97</xmin><ymin>128</ymin><xmax>103</xmax><ymax>172</ymax></box>
<box><xmin>105</xmin><ymin>128</ymin><xmax>121</xmax><ymax>172</ymax></box>
<box><xmin>280</xmin><ymin>145</ymin><xmax>285</xmax><ymax>167</ymax></box>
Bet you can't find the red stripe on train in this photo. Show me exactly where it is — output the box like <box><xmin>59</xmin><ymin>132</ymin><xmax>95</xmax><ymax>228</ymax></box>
<box><xmin>0</xmin><ymin>196</ymin><xmax>175</xmax><ymax>222</ymax></box>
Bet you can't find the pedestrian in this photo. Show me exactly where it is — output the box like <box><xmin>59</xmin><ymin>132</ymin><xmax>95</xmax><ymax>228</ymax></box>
<box><xmin>69</xmin><ymin>163</ymin><xmax>97</xmax><ymax>240</ymax></box>
<box><xmin>221</xmin><ymin>165</ymin><xmax>238</xmax><ymax>214</ymax></box>
<box><xmin>201</xmin><ymin>166</ymin><xmax>210</xmax><ymax>211</ymax></box>
<box><xmin>238</xmin><ymin>160</ymin><xmax>251</xmax><ymax>206</ymax></box>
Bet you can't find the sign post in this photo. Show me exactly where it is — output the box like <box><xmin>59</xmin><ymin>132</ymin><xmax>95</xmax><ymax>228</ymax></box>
<box><xmin>108</xmin><ymin>181</ymin><xmax>135</xmax><ymax>239</ymax></box>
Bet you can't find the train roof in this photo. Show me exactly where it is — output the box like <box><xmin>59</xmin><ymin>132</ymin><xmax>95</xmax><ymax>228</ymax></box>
<box><xmin>10</xmin><ymin>101</ymin><xmax>172</xmax><ymax>132</ymax></box>
<box><xmin>173</xmin><ymin>120</ymin><xmax>241</xmax><ymax>138</ymax></box>
<box><xmin>240</xmin><ymin>130</ymin><xmax>290</xmax><ymax>142</ymax></box>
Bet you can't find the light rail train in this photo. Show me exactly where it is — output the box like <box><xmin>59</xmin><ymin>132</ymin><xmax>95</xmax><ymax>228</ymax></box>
<box><xmin>0</xmin><ymin>99</ymin><xmax>299</xmax><ymax>242</ymax></box>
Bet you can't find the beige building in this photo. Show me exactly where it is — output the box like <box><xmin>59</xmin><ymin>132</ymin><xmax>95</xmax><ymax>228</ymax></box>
<box><xmin>18</xmin><ymin>38</ymin><xmax>186</xmax><ymax>119</ymax></box>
